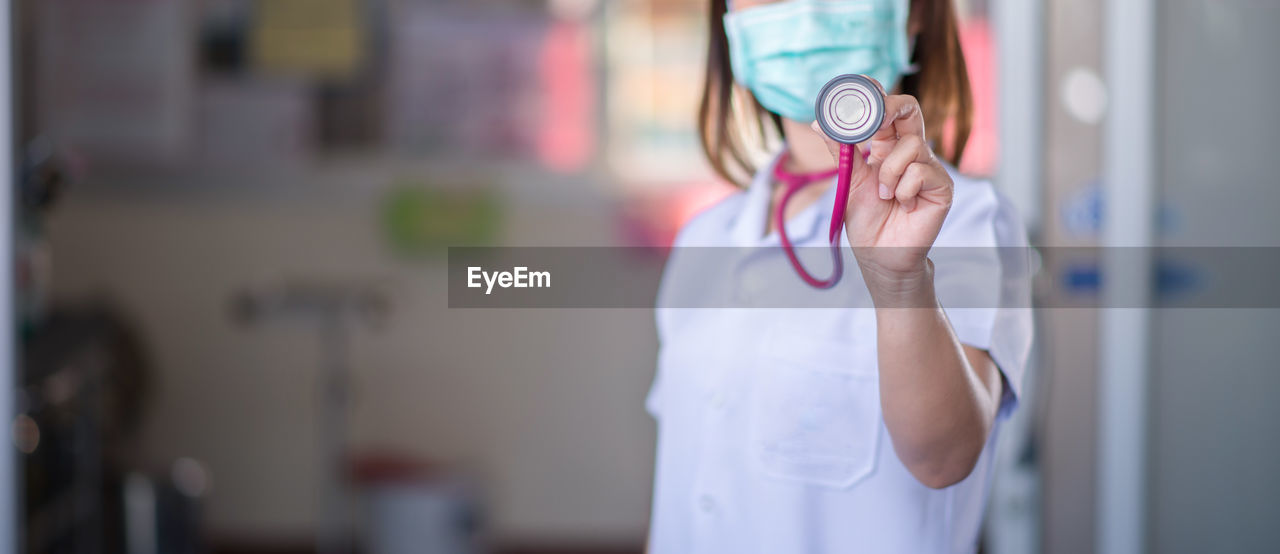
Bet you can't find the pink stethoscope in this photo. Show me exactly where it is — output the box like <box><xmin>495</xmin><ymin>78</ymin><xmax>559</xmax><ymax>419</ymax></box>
<box><xmin>774</xmin><ymin>74</ymin><xmax>886</xmax><ymax>289</ymax></box>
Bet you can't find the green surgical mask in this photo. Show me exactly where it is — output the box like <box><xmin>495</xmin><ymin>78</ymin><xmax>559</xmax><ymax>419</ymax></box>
<box><xmin>724</xmin><ymin>0</ymin><xmax>912</xmax><ymax>123</ymax></box>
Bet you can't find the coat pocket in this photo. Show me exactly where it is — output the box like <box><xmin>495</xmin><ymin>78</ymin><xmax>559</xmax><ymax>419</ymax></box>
<box><xmin>750</xmin><ymin>332</ymin><xmax>882</xmax><ymax>489</ymax></box>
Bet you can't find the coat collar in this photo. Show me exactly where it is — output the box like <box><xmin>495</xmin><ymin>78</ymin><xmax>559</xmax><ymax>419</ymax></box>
<box><xmin>730</xmin><ymin>147</ymin><xmax>837</xmax><ymax>247</ymax></box>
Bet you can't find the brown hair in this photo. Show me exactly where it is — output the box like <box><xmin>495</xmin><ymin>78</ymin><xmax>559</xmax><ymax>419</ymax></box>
<box><xmin>697</xmin><ymin>0</ymin><xmax>974</xmax><ymax>187</ymax></box>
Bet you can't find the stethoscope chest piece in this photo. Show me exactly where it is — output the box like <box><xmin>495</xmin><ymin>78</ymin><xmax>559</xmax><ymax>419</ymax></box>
<box><xmin>815</xmin><ymin>74</ymin><xmax>885</xmax><ymax>145</ymax></box>
<box><xmin>777</xmin><ymin>74</ymin><xmax>885</xmax><ymax>290</ymax></box>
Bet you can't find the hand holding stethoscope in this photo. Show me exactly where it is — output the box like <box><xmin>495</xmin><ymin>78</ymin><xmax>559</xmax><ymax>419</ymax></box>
<box><xmin>797</xmin><ymin>74</ymin><xmax>954</xmax><ymax>291</ymax></box>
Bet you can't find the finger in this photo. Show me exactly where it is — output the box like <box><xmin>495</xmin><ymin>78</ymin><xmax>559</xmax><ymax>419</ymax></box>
<box><xmin>846</xmin><ymin>142</ymin><xmax>886</xmax><ymax>216</ymax></box>
<box><xmin>869</xmin><ymin>94</ymin><xmax>926</xmax><ymax>144</ymax></box>
<box><xmin>877</xmin><ymin>134</ymin><xmax>929</xmax><ymax>199</ymax></box>
<box><xmin>895</xmin><ymin>163</ymin><xmax>929</xmax><ymax>212</ymax></box>
<box><xmin>849</xmin><ymin>141</ymin><xmax>877</xmax><ymax>192</ymax></box>
<box><xmin>863</xmin><ymin>75</ymin><xmax>887</xmax><ymax>97</ymax></box>
<box><xmin>853</xmin><ymin>77</ymin><xmax>895</xmax><ymax>164</ymax></box>
<box><xmin>864</xmin><ymin>135</ymin><xmax>896</xmax><ymax>167</ymax></box>
<box><xmin>811</xmin><ymin>121</ymin><xmax>880</xmax><ymax>201</ymax></box>
<box><xmin>812</xmin><ymin>120</ymin><xmax>876</xmax><ymax>189</ymax></box>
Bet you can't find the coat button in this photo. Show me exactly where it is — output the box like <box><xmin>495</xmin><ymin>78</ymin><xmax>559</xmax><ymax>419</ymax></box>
<box><xmin>740</xmin><ymin>271</ymin><xmax>767</xmax><ymax>300</ymax></box>
<box><xmin>698</xmin><ymin>494</ymin><xmax>716</xmax><ymax>514</ymax></box>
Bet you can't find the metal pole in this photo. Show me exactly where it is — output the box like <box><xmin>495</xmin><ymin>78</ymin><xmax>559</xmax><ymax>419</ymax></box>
<box><xmin>1099</xmin><ymin>0</ymin><xmax>1156</xmax><ymax>550</ymax></box>
<box><xmin>987</xmin><ymin>4</ymin><xmax>1046</xmax><ymax>552</ymax></box>
<box><xmin>0</xmin><ymin>0</ymin><xmax>16</xmax><ymax>551</ymax></box>
<box><xmin>317</xmin><ymin>314</ymin><xmax>350</xmax><ymax>554</ymax></box>
<box><xmin>994</xmin><ymin>0</ymin><xmax>1046</xmax><ymax>234</ymax></box>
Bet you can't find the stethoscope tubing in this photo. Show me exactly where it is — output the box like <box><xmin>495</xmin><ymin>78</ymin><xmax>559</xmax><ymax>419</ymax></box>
<box><xmin>774</xmin><ymin>143</ymin><xmax>858</xmax><ymax>290</ymax></box>
<box><xmin>775</xmin><ymin>163</ymin><xmax>845</xmax><ymax>289</ymax></box>
<box><xmin>776</xmin><ymin>74</ymin><xmax>884</xmax><ymax>289</ymax></box>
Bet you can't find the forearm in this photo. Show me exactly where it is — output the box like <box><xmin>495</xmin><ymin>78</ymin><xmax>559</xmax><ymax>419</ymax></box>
<box><xmin>864</xmin><ymin>260</ymin><xmax>1000</xmax><ymax>488</ymax></box>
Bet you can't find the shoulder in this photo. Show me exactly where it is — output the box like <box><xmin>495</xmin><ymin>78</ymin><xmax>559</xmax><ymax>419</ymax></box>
<box><xmin>669</xmin><ymin>189</ymin><xmax>747</xmax><ymax>248</ymax></box>
<box><xmin>656</xmin><ymin>188</ymin><xmax>746</xmax><ymax>340</ymax></box>
<box><xmin>937</xmin><ymin>168</ymin><xmax>1028</xmax><ymax>249</ymax></box>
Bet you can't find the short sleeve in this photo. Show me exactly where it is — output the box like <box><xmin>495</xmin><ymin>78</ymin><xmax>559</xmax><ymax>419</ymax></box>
<box><xmin>932</xmin><ymin>179</ymin><xmax>1035</xmax><ymax>419</ymax></box>
<box><xmin>647</xmin><ymin>301</ymin><xmax>671</xmax><ymax>419</ymax></box>
<box><xmin>645</xmin><ymin>370</ymin><xmax>663</xmax><ymax>418</ymax></box>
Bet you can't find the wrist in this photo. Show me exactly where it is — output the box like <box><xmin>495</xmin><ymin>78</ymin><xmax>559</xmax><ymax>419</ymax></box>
<box><xmin>860</xmin><ymin>258</ymin><xmax>937</xmax><ymax>308</ymax></box>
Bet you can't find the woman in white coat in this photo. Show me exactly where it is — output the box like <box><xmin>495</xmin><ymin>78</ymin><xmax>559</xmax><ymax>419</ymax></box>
<box><xmin>646</xmin><ymin>0</ymin><xmax>1034</xmax><ymax>552</ymax></box>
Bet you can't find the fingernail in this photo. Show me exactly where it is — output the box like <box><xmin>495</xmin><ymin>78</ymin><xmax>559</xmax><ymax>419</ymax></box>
<box><xmin>879</xmin><ymin>183</ymin><xmax>891</xmax><ymax>199</ymax></box>
<box><xmin>810</xmin><ymin>121</ymin><xmax>821</xmax><ymax>132</ymax></box>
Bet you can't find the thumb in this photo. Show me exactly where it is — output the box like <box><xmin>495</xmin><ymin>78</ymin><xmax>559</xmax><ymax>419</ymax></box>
<box><xmin>811</xmin><ymin>121</ymin><xmax>874</xmax><ymax>187</ymax></box>
<box><xmin>810</xmin><ymin>121</ymin><xmax>873</xmax><ymax>184</ymax></box>
<box><xmin>810</xmin><ymin>121</ymin><xmax>841</xmax><ymax>163</ymax></box>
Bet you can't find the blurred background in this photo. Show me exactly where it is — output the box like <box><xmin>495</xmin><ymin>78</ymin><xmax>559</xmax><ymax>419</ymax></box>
<box><xmin>5</xmin><ymin>0</ymin><xmax>1279</xmax><ymax>553</ymax></box>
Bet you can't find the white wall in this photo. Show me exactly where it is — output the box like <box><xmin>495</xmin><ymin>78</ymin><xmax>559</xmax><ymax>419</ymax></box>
<box><xmin>45</xmin><ymin>164</ymin><xmax>659</xmax><ymax>544</ymax></box>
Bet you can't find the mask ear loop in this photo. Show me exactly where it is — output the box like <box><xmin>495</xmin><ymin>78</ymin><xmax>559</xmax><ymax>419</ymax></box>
<box><xmin>774</xmin><ymin>149</ymin><xmax>850</xmax><ymax>289</ymax></box>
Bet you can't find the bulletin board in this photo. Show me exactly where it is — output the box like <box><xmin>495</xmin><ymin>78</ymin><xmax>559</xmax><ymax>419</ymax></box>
<box><xmin>602</xmin><ymin>0</ymin><xmax>714</xmax><ymax>189</ymax></box>
<box><xmin>35</xmin><ymin>0</ymin><xmax>195</xmax><ymax>166</ymax></box>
